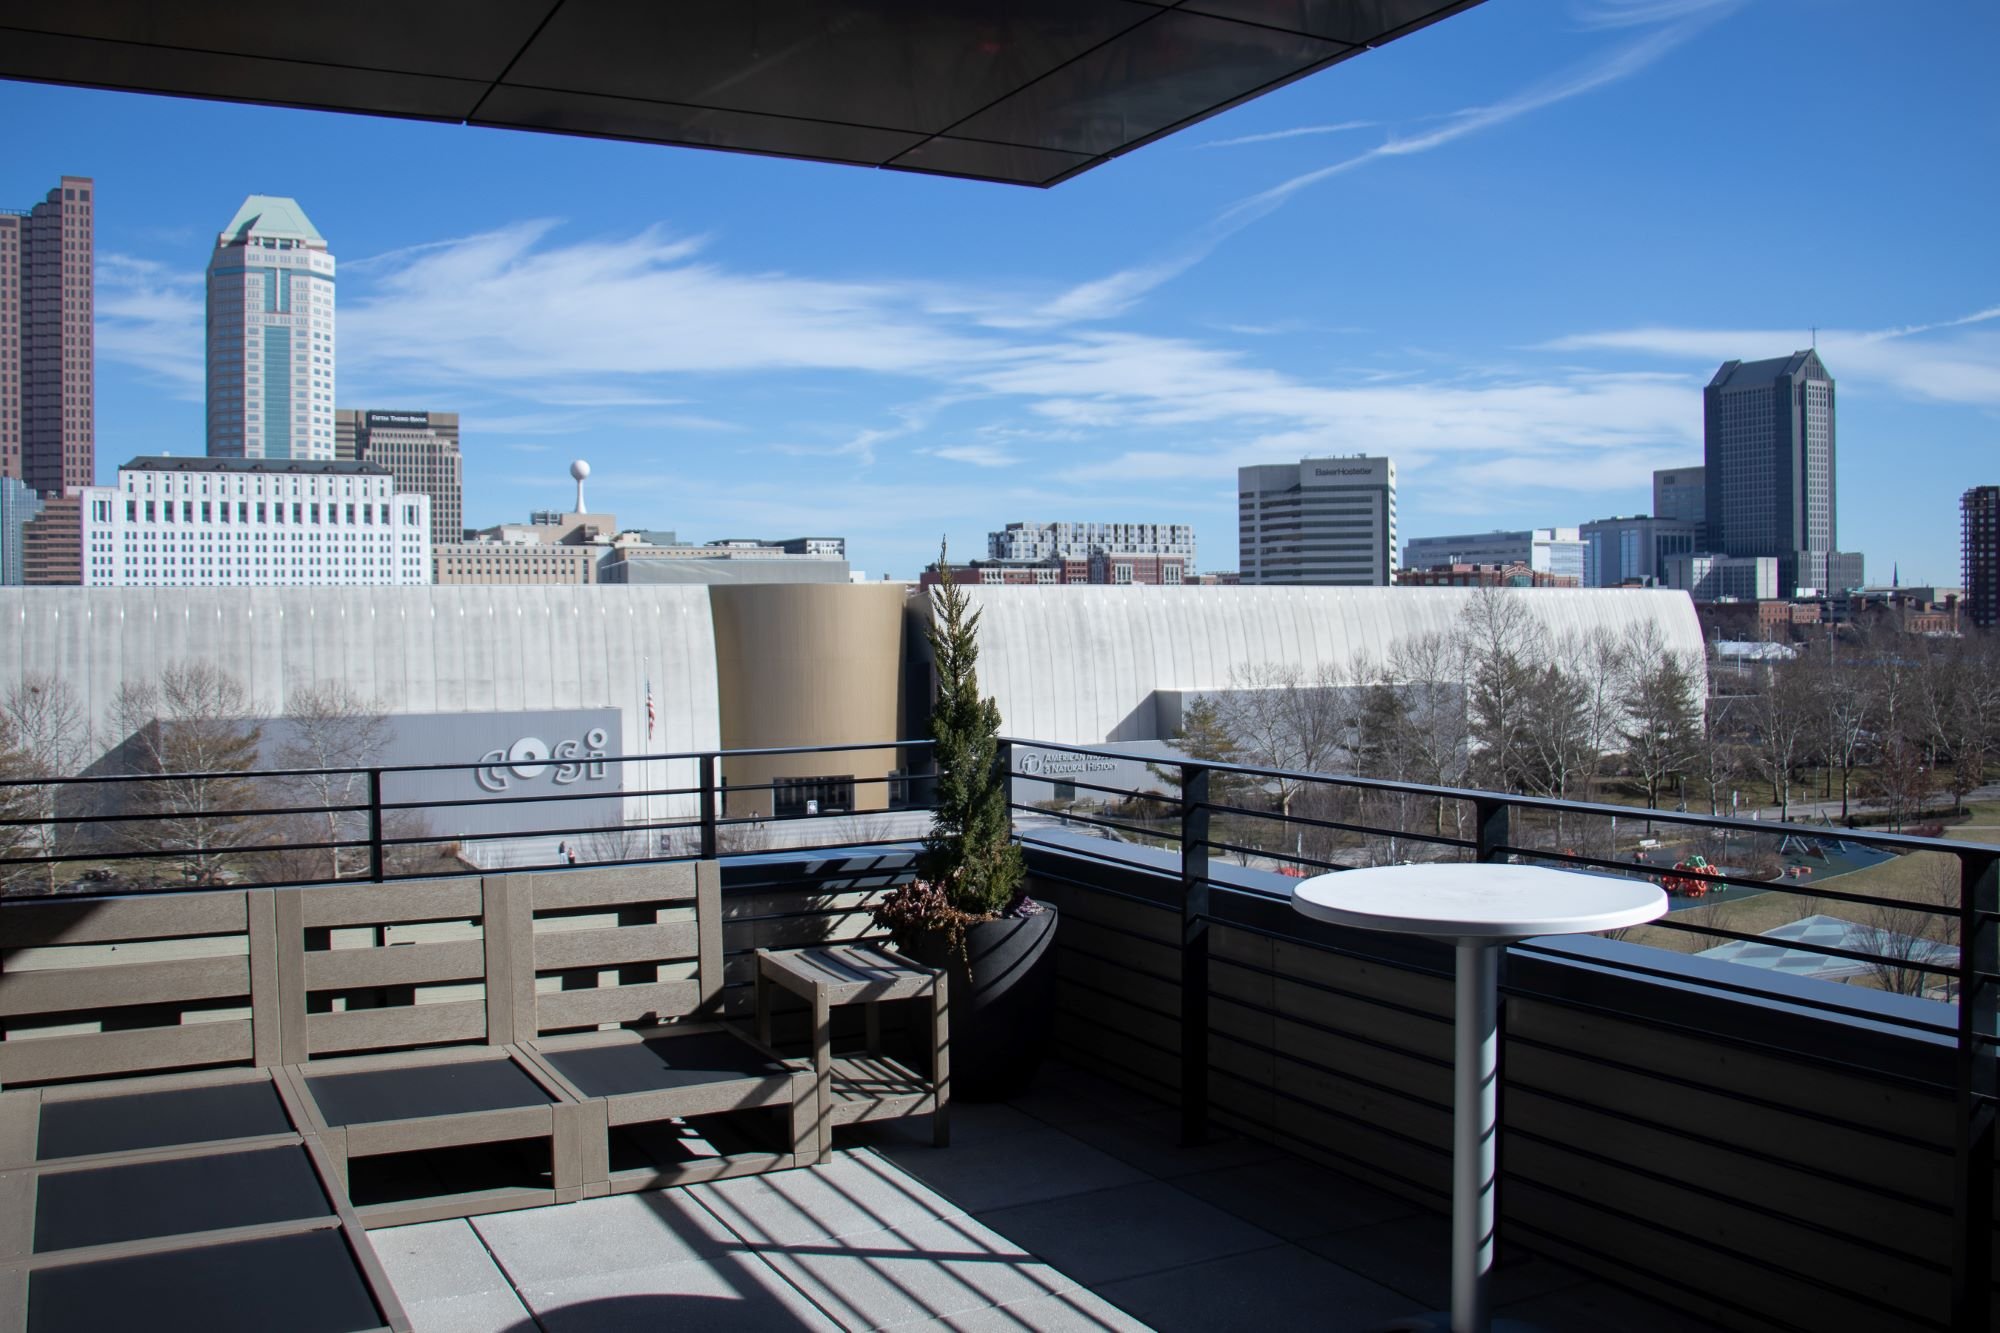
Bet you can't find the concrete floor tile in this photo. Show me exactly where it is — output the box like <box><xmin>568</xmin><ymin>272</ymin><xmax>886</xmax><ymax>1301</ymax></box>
<box><xmin>398</xmin><ymin>1290</ymin><xmax>539</xmax><ymax>1333</ymax></box>
<box><xmin>373</xmin><ymin>1219</ymin><xmax>517</xmax><ymax>1306</ymax></box>
<box><xmin>1094</xmin><ymin>1242</ymin><xmax>1412</xmax><ymax>1333</ymax></box>
<box><xmin>1060</xmin><ymin>1109</ymin><xmax>1283</xmax><ymax>1180</ymax></box>
<box><xmin>757</xmin><ymin>1213</ymin><xmax>1079</xmax><ymax>1331</ymax></box>
<box><xmin>520</xmin><ymin>1251</ymin><xmax>842</xmax><ymax>1332</ymax></box>
<box><xmin>1171</xmin><ymin>1156</ymin><xmax>1421</xmax><ymax>1241</ymax></box>
<box><xmin>972</xmin><ymin>1180</ymin><xmax>1278</xmax><ymax>1287</ymax></box>
<box><xmin>697</xmin><ymin>1151</ymin><xmax>968</xmax><ymax>1246</ymax></box>
<box><xmin>846</xmin><ymin>1103</ymin><xmax>1044</xmax><ymax>1151</ymax></box>
<box><xmin>472</xmin><ymin>1188</ymin><xmax>738</xmax><ymax>1288</ymax></box>
<box><xmin>1007</xmin><ymin>1065</ymin><xmax>1167</xmax><ymax>1128</ymax></box>
<box><xmin>1300</xmin><ymin>1213</ymin><xmax>1585</xmax><ymax>1312</ymax></box>
<box><xmin>870</xmin><ymin>1128</ymin><xmax>1147</xmax><ymax>1214</ymax></box>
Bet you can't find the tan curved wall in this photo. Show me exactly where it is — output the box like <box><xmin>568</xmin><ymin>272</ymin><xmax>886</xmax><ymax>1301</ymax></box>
<box><xmin>709</xmin><ymin>583</ymin><xmax>911</xmax><ymax>817</ymax></box>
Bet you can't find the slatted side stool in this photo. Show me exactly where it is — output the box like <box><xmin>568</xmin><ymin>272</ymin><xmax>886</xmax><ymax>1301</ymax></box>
<box><xmin>755</xmin><ymin>944</ymin><xmax>948</xmax><ymax>1163</ymax></box>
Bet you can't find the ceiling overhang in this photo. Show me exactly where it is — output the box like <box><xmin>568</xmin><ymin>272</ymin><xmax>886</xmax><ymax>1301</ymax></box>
<box><xmin>0</xmin><ymin>1</ymin><xmax>1483</xmax><ymax>186</ymax></box>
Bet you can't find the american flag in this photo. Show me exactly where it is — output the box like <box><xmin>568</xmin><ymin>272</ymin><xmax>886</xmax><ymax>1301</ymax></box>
<box><xmin>645</xmin><ymin>678</ymin><xmax>656</xmax><ymax>740</ymax></box>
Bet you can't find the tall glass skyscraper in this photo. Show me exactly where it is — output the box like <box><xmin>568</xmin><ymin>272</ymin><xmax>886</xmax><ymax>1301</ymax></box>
<box><xmin>206</xmin><ymin>196</ymin><xmax>335</xmax><ymax>460</ymax></box>
<box><xmin>0</xmin><ymin>175</ymin><xmax>95</xmax><ymax>496</ymax></box>
<box><xmin>1703</xmin><ymin>350</ymin><xmax>1860</xmax><ymax>594</ymax></box>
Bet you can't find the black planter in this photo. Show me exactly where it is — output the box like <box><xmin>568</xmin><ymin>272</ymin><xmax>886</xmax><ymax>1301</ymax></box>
<box><xmin>909</xmin><ymin>901</ymin><xmax>1058</xmax><ymax>1102</ymax></box>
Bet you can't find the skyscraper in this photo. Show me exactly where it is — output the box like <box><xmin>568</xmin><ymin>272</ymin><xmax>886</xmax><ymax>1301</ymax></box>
<box><xmin>1651</xmin><ymin>466</ymin><xmax>1705</xmax><ymax>535</ymax></box>
<box><xmin>1964</xmin><ymin>485</ymin><xmax>1999</xmax><ymax>630</ymax></box>
<box><xmin>1238</xmin><ymin>455</ymin><xmax>1396</xmax><ymax>586</ymax></box>
<box><xmin>335</xmin><ymin>408</ymin><xmax>463</xmax><ymax>548</ymax></box>
<box><xmin>1703</xmin><ymin>350</ymin><xmax>1861</xmax><ymax>594</ymax></box>
<box><xmin>206</xmin><ymin>196</ymin><xmax>335</xmax><ymax>460</ymax></box>
<box><xmin>1</xmin><ymin>175</ymin><xmax>95</xmax><ymax>496</ymax></box>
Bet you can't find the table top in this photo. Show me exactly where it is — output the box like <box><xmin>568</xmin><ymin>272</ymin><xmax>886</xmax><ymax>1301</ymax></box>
<box><xmin>1291</xmin><ymin>863</ymin><xmax>1668</xmax><ymax>940</ymax></box>
<box><xmin>758</xmin><ymin>943</ymin><xmax>939</xmax><ymax>1003</ymax></box>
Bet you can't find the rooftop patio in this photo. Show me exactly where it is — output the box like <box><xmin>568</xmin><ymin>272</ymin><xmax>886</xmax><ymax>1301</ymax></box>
<box><xmin>374</xmin><ymin>1056</ymin><xmax>1708</xmax><ymax>1333</ymax></box>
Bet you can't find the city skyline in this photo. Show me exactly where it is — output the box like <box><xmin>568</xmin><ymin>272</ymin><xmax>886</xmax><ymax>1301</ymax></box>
<box><xmin>0</xmin><ymin>0</ymin><xmax>1993</xmax><ymax>581</ymax></box>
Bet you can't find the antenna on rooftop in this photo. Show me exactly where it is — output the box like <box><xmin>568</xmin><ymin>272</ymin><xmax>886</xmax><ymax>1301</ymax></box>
<box><xmin>1810</xmin><ymin>326</ymin><xmax>1817</xmax><ymax>348</ymax></box>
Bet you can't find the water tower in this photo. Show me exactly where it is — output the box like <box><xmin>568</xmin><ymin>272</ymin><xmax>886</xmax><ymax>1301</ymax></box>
<box><xmin>570</xmin><ymin>459</ymin><xmax>590</xmax><ymax>514</ymax></box>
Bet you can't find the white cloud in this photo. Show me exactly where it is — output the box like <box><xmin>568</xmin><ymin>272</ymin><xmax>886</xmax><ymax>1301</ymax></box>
<box><xmin>1544</xmin><ymin>308</ymin><xmax>2000</xmax><ymax>407</ymax></box>
<box><xmin>1197</xmin><ymin>121</ymin><xmax>1375</xmax><ymax>149</ymax></box>
<box><xmin>926</xmin><ymin>444</ymin><xmax>1021</xmax><ymax>468</ymax></box>
<box><xmin>94</xmin><ymin>254</ymin><xmax>205</xmax><ymax>400</ymax></box>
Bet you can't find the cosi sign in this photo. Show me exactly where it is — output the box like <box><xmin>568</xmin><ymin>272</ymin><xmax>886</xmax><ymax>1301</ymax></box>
<box><xmin>475</xmin><ymin>727</ymin><xmax>611</xmax><ymax>792</ymax></box>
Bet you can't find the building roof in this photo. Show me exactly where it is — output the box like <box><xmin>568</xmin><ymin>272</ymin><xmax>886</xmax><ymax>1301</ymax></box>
<box><xmin>0</xmin><ymin>4</ymin><xmax>1484</xmax><ymax>188</ymax></box>
<box><xmin>1708</xmin><ymin>349</ymin><xmax>1830</xmax><ymax>389</ymax></box>
<box><xmin>122</xmin><ymin>456</ymin><xmax>389</xmax><ymax>476</ymax></box>
<box><xmin>218</xmin><ymin>195</ymin><xmax>326</xmax><ymax>245</ymax></box>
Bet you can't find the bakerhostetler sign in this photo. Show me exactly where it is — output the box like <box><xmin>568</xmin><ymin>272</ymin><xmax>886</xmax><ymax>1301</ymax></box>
<box><xmin>261</xmin><ymin>707</ymin><xmax>625</xmax><ymax>839</ymax></box>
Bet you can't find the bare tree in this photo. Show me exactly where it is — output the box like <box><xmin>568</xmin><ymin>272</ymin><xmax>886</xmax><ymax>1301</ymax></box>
<box><xmin>0</xmin><ymin>674</ymin><xmax>91</xmax><ymax>891</ymax></box>
<box><xmin>1212</xmin><ymin>661</ymin><xmax>1353</xmax><ymax>818</ymax></box>
<box><xmin>1869</xmin><ymin>735</ymin><xmax>1933</xmax><ymax>832</ymax></box>
<box><xmin>1743</xmin><ymin>658</ymin><xmax>1813</xmax><ymax>821</ymax></box>
<box><xmin>110</xmin><ymin>662</ymin><xmax>266</xmax><ymax>886</ymax></box>
<box><xmin>1848</xmin><ymin>854</ymin><xmax>1958</xmax><ymax>997</ymax></box>
<box><xmin>1384</xmin><ymin>630</ymin><xmax>1472</xmax><ymax>838</ymax></box>
<box><xmin>1621</xmin><ymin>631</ymin><xmax>1701</xmax><ymax>822</ymax></box>
<box><xmin>1457</xmin><ymin>587</ymin><xmax>1547</xmax><ymax>793</ymax></box>
<box><xmin>274</xmin><ymin>679</ymin><xmax>389</xmax><ymax>881</ymax></box>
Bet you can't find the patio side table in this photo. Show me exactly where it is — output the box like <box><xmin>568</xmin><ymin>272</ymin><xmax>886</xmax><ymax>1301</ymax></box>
<box><xmin>1291</xmin><ymin>864</ymin><xmax>1666</xmax><ymax>1333</ymax></box>
<box><xmin>755</xmin><ymin>944</ymin><xmax>949</xmax><ymax>1163</ymax></box>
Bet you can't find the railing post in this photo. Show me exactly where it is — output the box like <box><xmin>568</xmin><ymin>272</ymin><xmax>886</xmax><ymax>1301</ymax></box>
<box><xmin>1181</xmin><ymin>763</ymin><xmax>1211</xmax><ymax>1146</ymax></box>
<box><xmin>698</xmin><ymin>753</ymin><xmax>718</xmax><ymax>860</ymax></box>
<box><xmin>1474</xmin><ymin>795</ymin><xmax>1509</xmax><ymax>865</ymax></box>
<box><xmin>994</xmin><ymin>739</ymin><xmax>1014</xmax><ymax>835</ymax></box>
<box><xmin>1953</xmin><ymin>847</ymin><xmax>1998</xmax><ymax>1333</ymax></box>
<box><xmin>367</xmin><ymin>768</ymin><xmax>384</xmax><ymax>883</ymax></box>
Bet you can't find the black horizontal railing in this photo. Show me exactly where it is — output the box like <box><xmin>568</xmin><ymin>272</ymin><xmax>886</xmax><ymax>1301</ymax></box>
<box><xmin>996</xmin><ymin>735</ymin><xmax>1999</xmax><ymax>1333</ymax></box>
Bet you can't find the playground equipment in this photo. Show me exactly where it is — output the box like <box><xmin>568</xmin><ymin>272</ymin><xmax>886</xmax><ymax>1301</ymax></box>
<box><xmin>1660</xmin><ymin>854</ymin><xmax>1719</xmax><ymax>899</ymax></box>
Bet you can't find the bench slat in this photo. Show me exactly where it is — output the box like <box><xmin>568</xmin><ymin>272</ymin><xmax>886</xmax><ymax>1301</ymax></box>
<box><xmin>536</xmin><ymin>982</ymin><xmax>702</xmax><ymax>1031</ymax></box>
<box><xmin>303</xmin><ymin>940</ymin><xmax>488</xmax><ymax>993</ymax></box>
<box><xmin>0</xmin><ymin>1020</ymin><xmax>253</xmax><ymax>1085</ymax></box>
<box><xmin>0</xmin><ymin>956</ymin><xmax>250</xmax><ymax>1016</ymax></box>
<box><xmin>527</xmin><ymin>864</ymin><xmax>698</xmax><ymax>912</ymax></box>
<box><xmin>533</xmin><ymin>922</ymin><xmax>698</xmax><ymax>972</ymax></box>
<box><xmin>306</xmin><ymin>999</ymin><xmax>488</xmax><ymax>1055</ymax></box>
<box><xmin>297</xmin><ymin>879</ymin><xmax>483</xmax><ymax>928</ymax></box>
<box><xmin>0</xmin><ymin>892</ymin><xmax>247</xmax><ymax>946</ymax></box>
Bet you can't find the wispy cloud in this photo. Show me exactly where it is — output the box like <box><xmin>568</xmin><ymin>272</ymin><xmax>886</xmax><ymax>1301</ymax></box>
<box><xmin>1039</xmin><ymin>0</ymin><xmax>1738</xmax><ymax>322</ymax></box>
<box><xmin>925</xmin><ymin>444</ymin><xmax>1021</xmax><ymax>468</ymax></box>
<box><xmin>1197</xmin><ymin>121</ymin><xmax>1375</xmax><ymax>149</ymax></box>
<box><xmin>94</xmin><ymin>253</ymin><xmax>205</xmax><ymax>399</ymax></box>
<box><xmin>1544</xmin><ymin>306</ymin><xmax>2000</xmax><ymax>406</ymax></box>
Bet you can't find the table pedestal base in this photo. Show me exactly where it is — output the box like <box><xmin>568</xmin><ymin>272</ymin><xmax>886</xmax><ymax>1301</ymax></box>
<box><xmin>1379</xmin><ymin>1314</ymin><xmax>1545</xmax><ymax>1332</ymax></box>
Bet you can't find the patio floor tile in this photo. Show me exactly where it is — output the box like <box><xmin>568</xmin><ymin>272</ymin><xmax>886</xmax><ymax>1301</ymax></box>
<box><xmin>971</xmin><ymin>1179</ymin><xmax>1278</xmax><ymax>1287</ymax></box>
<box><xmin>1170</xmin><ymin>1155</ymin><xmax>1422</xmax><ymax>1241</ymax></box>
<box><xmin>517</xmin><ymin>1252</ymin><xmax>842</xmax><ymax>1333</ymax></box>
<box><xmin>695</xmin><ymin>1150</ymin><xmax>969</xmax><ymax>1246</ymax></box>
<box><xmin>867</xmin><ymin>1127</ymin><xmax>1147</xmax><ymax>1214</ymax></box>
<box><xmin>471</xmin><ymin>1189</ymin><xmax>738</xmax><ymax>1288</ymax></box>
<box><xmin>1092</xmin><ymin>1241</ymin><xmax>1413</xmax><ymax>1333</ymax></box>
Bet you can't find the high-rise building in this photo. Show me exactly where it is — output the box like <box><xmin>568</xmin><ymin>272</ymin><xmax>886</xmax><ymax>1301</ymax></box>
<box><xmin>335</xmin><ymin>408</ymin><xmax>462</xmax><ymax>549</ymax></box>
<box><xmin>206</xmin><ymin>196</ymin><xmax>336</xmax><ymax>460</ymax></box>
<box><xmin>1238</xmin><ymin>456</ymin><xmax>1396</xmax><ymax>586</ymax></box>
<box><xmin>0</xmin><ymin>476</ymin><xmax>46</xmax><ymax>585</ymax></box>
<box><xmin>1401</xmin><ymin>528</ymin><xmax>1585</xmax><ymax>584</ymax></box>
<box><xmin>20</xmin><ymin>494</ymin><xmax>82</xmax><ymax>586</ymax></box>
<box><xmin>989</xmin><ymin>522</ymin><xmax>1195</xmax><ymax>566</ymax></box>
<box><xmin>1</xmin><ymin>175</ymin><xmax>95</xmax><ymax>496</ymax></box>
<box><xmin>1663</xmin><ymin>552</ymin><xmax>1779</xmax><ymax>603</ymax></box>
<box><xmin>1651</xmin><ymin>466</ymin><xmax>1706</xmax><ymax>531</ymax></box>
<box><xmin>1964</xmin><ymin>485</ymin><xmax>2000</xmax><ymax>630</ymax></box>
<box><xmin>1703</xmin><ymin>351</ymin><xmax>1861</xmax><ymax>594</ymax></box>
<box><xmin>1579</xmin><ymin>516</ymin><xmax>1701</xmax><ymax>587</ymax></box>
<box><xmin>75</xmin><ymin>456</ymin><xmax>430</xmax><ymax>586</ymax></box>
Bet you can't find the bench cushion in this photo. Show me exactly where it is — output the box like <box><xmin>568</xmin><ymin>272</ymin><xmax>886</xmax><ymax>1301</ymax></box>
<box><xmin>35</xmin><ymin>1081</ymin><xmax>292</xmax><ymax>1162</ymax></box>
<box><xmin>28</xmin><ymin>1230</ymin><xmax>384</xmax><ymax>1333</ymax></box>
<box><xmin>542</xmin><ymin>1031</ymin><xmax>789</xmax><ymax>1098</ymax></box>
<box><xmin>304</xmin><ymin>1059</ymin><xmax>553</xmax><ymax>1128</ymax></box>
<box><xmin>33</xmin><ymin>1145</ymin><xmax>333</xmax><ymax>1254</ymax></box>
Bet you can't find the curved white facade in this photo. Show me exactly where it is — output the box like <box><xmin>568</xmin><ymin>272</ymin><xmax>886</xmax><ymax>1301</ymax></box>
<box><xmin>0</xmin><ymin>586</ymin><xmax>720</xmax><ymax>810</ymax></box>
<box><xmin>962</xmin><ymin>585</ymin><xmax>1707</xmax><ymax>742</ymax></box>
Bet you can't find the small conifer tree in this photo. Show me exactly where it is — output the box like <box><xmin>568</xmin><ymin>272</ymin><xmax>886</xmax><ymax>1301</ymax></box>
<box><xmin>919</xmin><ymin>540</ymin><xmax>1024</xmax><ymax>917</ymax></box>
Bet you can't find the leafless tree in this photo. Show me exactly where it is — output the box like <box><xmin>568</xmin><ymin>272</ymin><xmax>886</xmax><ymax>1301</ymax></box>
<box><xmin>0</xmin><ymin>674</ymin><xmax>91</xmax><ymax>891</ymax></box>
<box><xmin>1743</xmin><ymin>658</ymin><xmax>1813</xmax><ymax>821</ymax></box>
<box><xmin>1383</xmin><ymin>630</ymin><xmax>1473</xmax><ymax>838</ymax></box>
<box><xmin>1869</xmin><ymin>735</ymin><xmax>1933</xmax><ymax>832</ymax></box>
<box><xmin>274</xmin><ymin>679</ymin><xmax>389</xmax><ymax>881</ymax></box>
<box><xmin>1457</xmin><ymin>587</ymin><xmax>1547</xmax><ymax>793</ymax></box>
<box><xmin>1620</xmin><ymin>627</ymin><xmax>1701</xmax><ymax>826</ymax></box>
<box><xmin>1212</xmin><ymin>661</ymin><xmax>1354</xmax><ymax>818</ymax></box>
<box><xmin>1849</xmin><ymin>854</ymin><xmax>1958</xmax><ymax>997</ymax></box>
<box><xmin>110</xmin><ymin>662</ymin><xmax>266</xmax><ymax>886</ymax></box>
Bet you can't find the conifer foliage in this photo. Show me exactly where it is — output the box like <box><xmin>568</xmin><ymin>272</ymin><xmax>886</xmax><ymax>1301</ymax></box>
<box><xmin>917</xmin><ymin>541</ymin><xmax>1024</xmax><ymax>918</ymax></box>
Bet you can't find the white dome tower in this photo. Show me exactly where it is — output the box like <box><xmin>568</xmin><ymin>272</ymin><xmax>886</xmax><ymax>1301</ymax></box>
<box><xmin>570</xmin><ymin>459</ymin><xmax>590</xmax><ymax>514</ymax></box>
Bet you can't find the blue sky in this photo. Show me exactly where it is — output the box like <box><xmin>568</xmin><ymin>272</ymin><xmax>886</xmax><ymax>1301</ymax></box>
<box><xmin>3</xmin><ymin>0</ymin><xmax>1995</xmax><ymax>583</ymax></box>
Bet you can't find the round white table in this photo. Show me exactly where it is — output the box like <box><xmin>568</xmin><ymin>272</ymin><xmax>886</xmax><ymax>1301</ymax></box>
<box><xmin>1292</xmin><ymin>864</ymin><xmax>1667</xmax><ymax>1333</ymax></box>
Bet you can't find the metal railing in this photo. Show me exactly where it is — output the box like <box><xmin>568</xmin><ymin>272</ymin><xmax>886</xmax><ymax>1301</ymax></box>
<box><xmin>996</xmin><ymin>736</ymin><xmax>1999</xmax><ymax>1333</ymax></box>
<box><xmin>0</xmin><ymin>740</ymin><xmax>935</xmax><ymax>893</ymax></box>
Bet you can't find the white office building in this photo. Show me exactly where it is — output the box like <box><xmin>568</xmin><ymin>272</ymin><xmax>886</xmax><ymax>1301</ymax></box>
<box><xmin>1238</xmin><ymin>456</ymin><xmax>1396</xmax><ymax>586</ymax></box>
<box><xmin>206</xmin><ymin>196</ymin><xmax>336</xmax><ymax>460</ymax></box>
<box><xmin>78</xmin><ymin>457</ymin><xmax>430</xmax><ymax>587</ymax></box>
<box><xmin>1401</xmin><ymin>528</ymin><xmax>1586</xmax><ymax>583</ymax></box>
<box><xmin>989</xmin><ymin>522</ymin><xmax>1196</xmax><ymax>565</ymax></box>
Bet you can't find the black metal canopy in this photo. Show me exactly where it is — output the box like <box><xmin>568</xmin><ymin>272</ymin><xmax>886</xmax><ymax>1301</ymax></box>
<box><xmin>0</xmin><ymin>1</ymin><xmax>1481</xmax><ymax>186</ymax></box>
